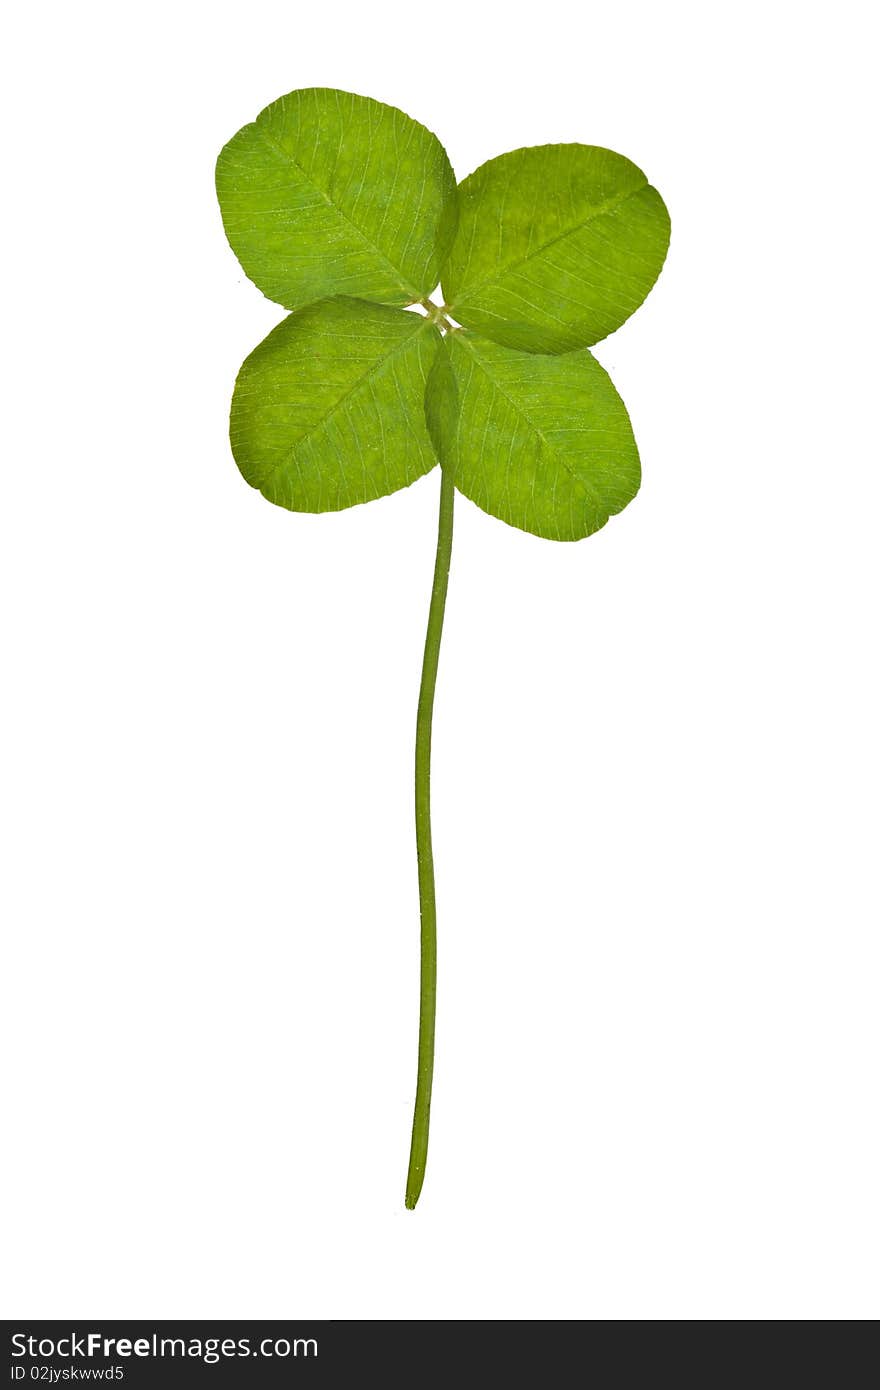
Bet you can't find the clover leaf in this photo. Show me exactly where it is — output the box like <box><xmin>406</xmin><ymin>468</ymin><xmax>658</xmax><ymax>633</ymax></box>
<box><xmin>216</xmin><ymin>88</ymin><xmax>670</xmax><ymax>1208</ymax></box>
<box><xmin>442</xmin><ymin>143</ymin><xmax>670</xmax><ymax>353</ymax></box>
<box><xmin>230</xmin><ymin>297</ymin><xmax>441</xmax><ymax>511</ymax></box>
<box><xmin>437</xmin><ymin>332</ymin><xmax>641</xmax><ymax>540</ymax></box>
<box><xmin>216</xmin><ymin>89</ymin><xmax>457</xmax><ymax>310</ymax></box>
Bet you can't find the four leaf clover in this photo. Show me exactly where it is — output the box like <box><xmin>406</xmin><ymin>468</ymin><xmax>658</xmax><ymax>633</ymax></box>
<box><xmin>216</xmin><ymin>87</ymin><xmax>670</xmax><ymax>1206</ymax></box>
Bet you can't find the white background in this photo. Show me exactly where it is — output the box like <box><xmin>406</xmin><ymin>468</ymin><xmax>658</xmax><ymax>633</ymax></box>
<box><xmin>2</xmin><ymin>1</ymin><xmax>877</xmax><ymax>1320</ymax></box>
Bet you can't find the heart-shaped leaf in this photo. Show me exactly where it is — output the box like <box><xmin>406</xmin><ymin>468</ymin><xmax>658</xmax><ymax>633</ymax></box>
<box><xmin>230</xmin><ymin>297</ymin><xmax>441</xmax><ymax>512</ymax></box>
<box><xmin>438</xmin><ymin>331</ymin><xmax>640</xmax><ymax>540</ymax></box>
<box><xmin>442</xmin><ymin>144</ymin><xmax>669</xmax><ymax>353</ymax></box>
<box><xmin>216</xmin><ymin>88</ymin><xmax>457</xmax><ymax>311</ymax></box>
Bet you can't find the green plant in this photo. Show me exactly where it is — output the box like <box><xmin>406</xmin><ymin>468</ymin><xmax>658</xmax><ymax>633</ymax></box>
<box><xmin>216</xmin><ymin>88</ymin><xmax>670</xmax><ymax>1208</ymax></box>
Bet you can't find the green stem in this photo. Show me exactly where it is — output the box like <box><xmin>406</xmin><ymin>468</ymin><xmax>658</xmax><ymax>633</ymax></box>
<box><xmin>405</xmin><ymin>462</ymin><xmax>455</xmax><ymax>1209</ymax></box>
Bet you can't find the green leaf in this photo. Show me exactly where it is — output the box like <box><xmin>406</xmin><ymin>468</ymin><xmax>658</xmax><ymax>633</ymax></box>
<box><xmin>216</xmin><ymin>88</ymin><xmax>457</xmax><ymax>311</ymax></box>
<box><xmin>442</xmin><ymin>145</ymin><xmax>669</xmax><ymax>354</ymax></box>
<box><xmin>230</xmin><ymin>298</ymin><xmax>441</xmax><ymax>512</ymax></box>
<box><xmin>443</xmin><ymin>331</ymin><xmax>640</xmax><ymax>541</ymax></box>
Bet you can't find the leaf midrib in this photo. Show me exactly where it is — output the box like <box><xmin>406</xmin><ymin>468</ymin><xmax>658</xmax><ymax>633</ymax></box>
<box><xmin>254</xmin><ymin>122</ymin><xmax>423</xmax><ymax>302</ymax></box>
<box><xmin>264</xmin><ymin>315</ymin><xmax>436</xmax><ymax>487</ymax></box>
<box><xmin>455</xmin><ymin>336</ymin><xmax>604</xmax><ymax>517</ymax></box>
<box><xmin>447</xmin><ymin>182</ymin><xmax>648</xmax><ymax>308</ymax></box>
